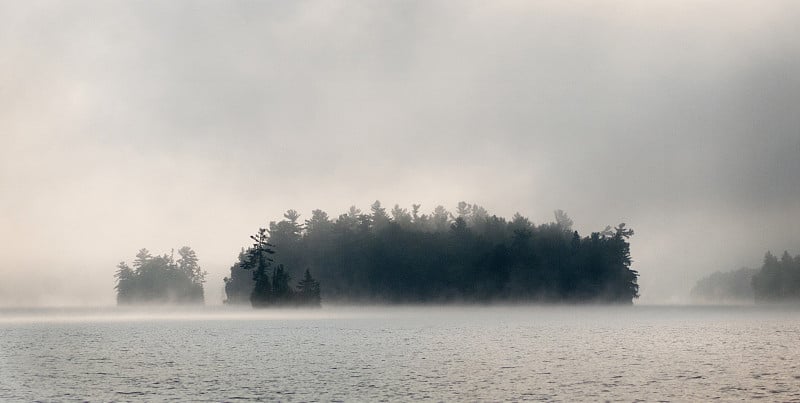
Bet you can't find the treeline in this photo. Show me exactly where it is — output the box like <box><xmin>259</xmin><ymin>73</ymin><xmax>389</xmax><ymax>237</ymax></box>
<box><xmin>753</xmin><ymin>250</ymin><xmax>800</xmax><ymax>302</ymax></box>
<box><xmin>224</xmin><ymin>201</ymin><xmax>640</xmax><ymax>304</ymax></box>
<box><xmin>690</xmin><ymin>267</ymin><xmax>758</xmax><ymax>303</ymax></box>
<box><xmin>115</xmin><ymin>247</ymin><xmax>206</xmax><ymax>305</ymax></box>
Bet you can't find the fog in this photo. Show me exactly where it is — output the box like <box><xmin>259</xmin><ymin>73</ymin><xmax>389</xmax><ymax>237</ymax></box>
<box><xmin>3</xmin><ymin>304</ymin><xmax>786</xmax><ymax>326</ymax></box>
<box><xmin>1</xmin><ymin>1</ymin><xmax>799</xmax><ymax>306</ymax></box>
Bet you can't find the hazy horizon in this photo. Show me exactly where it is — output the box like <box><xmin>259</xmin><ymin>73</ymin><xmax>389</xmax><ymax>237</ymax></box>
<box><xmin>2</xmin><ymin>1</ymin><xmax>799</xmax><ymax>307</ymax></box>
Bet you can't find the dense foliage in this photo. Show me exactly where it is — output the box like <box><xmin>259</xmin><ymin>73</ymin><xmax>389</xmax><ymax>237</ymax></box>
<box><xmin>225</xmin><ymin>202</ymin><xmax>639</xmax><ymax>304</ymax></box>
<box><xmin>224</xmin><ymin>228</ymin><xmax>321</xmax><ymax>307</ymax></box>
<box><xmin>115</xmin><ymin>247</ymin><xmax>206</xmax><ymax>305</ymax></box>
<box><xmin>690</xmin><ymin>267</ymin><xmax>757</xmax><ymax>303</ymax></box>
<box><xmin>752</xmin><ymin>251</ymin><xmax>800</xmax><ymax>302</ymax></box>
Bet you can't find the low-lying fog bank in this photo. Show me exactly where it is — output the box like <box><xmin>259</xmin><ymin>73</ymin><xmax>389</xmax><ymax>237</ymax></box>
<box><xmin>3</xmin><ymin>303</ymin><xmax>799</xmax><ymax>325</ymax></box>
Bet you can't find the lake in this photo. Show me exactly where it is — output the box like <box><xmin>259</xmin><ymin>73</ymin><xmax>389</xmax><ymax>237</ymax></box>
<box><xmin>2</xmin><ymin>305</ymin><xmax>799</xmax><ymax>401</ymax></box>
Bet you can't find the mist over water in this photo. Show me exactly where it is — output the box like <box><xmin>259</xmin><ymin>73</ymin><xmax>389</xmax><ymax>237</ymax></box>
<box><xmin>3</xmin><ymin>305</ymin><xmax>800</xmax><ymax>401</ymax></box>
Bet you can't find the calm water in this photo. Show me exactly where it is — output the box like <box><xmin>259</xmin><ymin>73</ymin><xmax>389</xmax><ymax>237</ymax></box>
<box><xmin>2</xmin><ymin>305</ymin><xmax>800</xmax><ymax>401</ymax></box>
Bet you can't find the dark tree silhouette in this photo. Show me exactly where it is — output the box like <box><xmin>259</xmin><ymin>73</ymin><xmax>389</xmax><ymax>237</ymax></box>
<box><xmin>246</xmin><ymin>228</ymin><xmax>276</xmax><ymax>308</ymax></box>
<box><xmin>224</xmin><ymin>203</ymin><xmax>640</xmax><ymax>305</ymax></box>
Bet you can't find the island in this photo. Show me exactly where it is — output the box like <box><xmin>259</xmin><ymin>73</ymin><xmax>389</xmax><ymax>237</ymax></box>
<box><xmin>115</xmin><ymin>247</ymin><xmax>206</xmax><ymax>305</ymax></box>
<box><xmin>224</xmin><ymin>201</ymin><xmax>640</xmax><ymax>305</ymax></box>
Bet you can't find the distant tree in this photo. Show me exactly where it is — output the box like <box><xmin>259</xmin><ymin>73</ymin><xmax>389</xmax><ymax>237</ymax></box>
<box><xmin>296</xmin><ymin>269</ymin><xmax>321</xmax><ymax>307</ymax></box>
<box><xmin>431</xmin><ymin>205</ymin><xmax>450</xmax><ymax>232</ymax></box>
<box><xmin>371</xmin><ymin>200</ymin><xmax>390</xmax><ymax>230</ymax></box>
<box><xmin>133</xmin><ymin>248</ymin><xmax>152</xmax><ymax>270</ymax></box>
<box><xmin>753</xmin><ymin>250</ymin><xmax>800</xmax><ymax>302</ymax></box>
<box><xmin>607</xmin><ymin>223</ymin><xmax>639</xmax><ymax>301</ymax></box>
<box><xmin>411</xmin><ymin>204</ymin><xmax>422</xmax><ymax>223</ymax></box>
<box><xmin>469</xmin><ymin>204</ymin><xmax>489</xmax><ymax>228</ymax></box>
<box><xmin>509</xmin><ymin>213</ymin><xmax>533</xmax><ymax>238</ymax></box>
<box><xmin>269</xmin><ymin>210</ymin><xmax>303</xmax><ymax>248</ymax></box>
<box><xmin>456</xmin><ymin>201</ymin><xmax>471</xmax><ymax>219</ymax></box>
<box><xmin>348</xmin><ymin>205</ymin><xmax>361</xmax><ymax>217</ymax></box>
<box><xmin>391</xmin><ymin>204</ymin><xmax>413</xmax><ymax>228</ymax></box>
<box><xmin>554</xmin><ymin>210</ymin><xmax>574</xmax><ymax>233</ymax></box>
<box><xmin>305</xmin><ymin>209</ymin><xmax>333</xmax><ymax>237</ymax></box>
<box><xmin>178</xmin><ymin>246</ymin><xmax>205</xmax><ymax>286</ymax></box>
<box><xmin>370</xmin><ymin>200</ymin><xmax>386</xmax><ymax>216</ymax></box>
<box><xmin>267</xmin><ymin>210</ymin><xmax>305</xmax><ymax>280</ymax></box>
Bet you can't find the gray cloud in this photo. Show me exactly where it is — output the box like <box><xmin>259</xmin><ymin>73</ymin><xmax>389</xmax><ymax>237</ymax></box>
<box><xmin>2</xmin><ymin>0</ymin><xmax>799</xmax><ymax>305</ymax></box>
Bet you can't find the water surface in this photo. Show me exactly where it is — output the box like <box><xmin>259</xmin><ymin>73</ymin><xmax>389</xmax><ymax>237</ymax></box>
<box><xmin>2</xmin><ymin>305</ymin><xmax>799</xmax><ymax>401</ymax></box>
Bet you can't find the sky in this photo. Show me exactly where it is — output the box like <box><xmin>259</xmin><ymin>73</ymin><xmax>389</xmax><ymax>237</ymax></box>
<box><xmin>1</xmin><ymin>0</ymin><xmax>799</xmax><ymax>306</ymax></box>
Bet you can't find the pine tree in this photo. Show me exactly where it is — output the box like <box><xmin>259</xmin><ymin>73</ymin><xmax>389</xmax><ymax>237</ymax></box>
<box><xmin>246</xmin><ymin>228</ymin><xmax>276</xmax><ymax>308</ymax></box>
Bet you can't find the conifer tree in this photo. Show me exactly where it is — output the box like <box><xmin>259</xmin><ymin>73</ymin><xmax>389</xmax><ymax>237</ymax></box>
<box><xmin>246</xmin><ymin>228</ymin><xmax>276</xmax><ymax>307</ymax></box>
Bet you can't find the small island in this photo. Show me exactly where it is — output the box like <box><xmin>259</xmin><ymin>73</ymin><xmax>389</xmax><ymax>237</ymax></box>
<box><xmin>115</xmin><ymin>247</ymin><xmax>206</xmax><ymax>305</ymax></box>
<box><xmin>224</xmin><ymin>202</ymin><xmax>640</xmax><ymax>305</ymax></box>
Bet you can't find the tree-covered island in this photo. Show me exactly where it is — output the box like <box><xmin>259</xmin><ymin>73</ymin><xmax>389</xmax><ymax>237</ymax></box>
<box><xmin>113</xmin><ymin>241</ymin><xmax>320</xmax><ymax>307</ymax></box>
<box><xmin>690</xmin><ymin>250</ymin><xmax>800</xmax><ymax>304</ymax></box>
<box><xmin>225</xmin><ymin>202</ymin><xmax>640</xmax><ymax>305</ymax></box>
<box><xmin>115</xmin><ymin>247</ymin><xmax>206</xmax><ymax>305</ymax></box>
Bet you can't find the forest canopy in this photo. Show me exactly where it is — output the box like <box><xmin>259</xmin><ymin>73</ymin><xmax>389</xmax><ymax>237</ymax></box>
<box><xmin>115</xmin><ymin>247</ymin><xmax>206</xmax><ymax>305</ymax></box>
<box><xmin>224</xmin><ymin>202</ymin><xmax>640</xmax><ymax>304</ymax></box>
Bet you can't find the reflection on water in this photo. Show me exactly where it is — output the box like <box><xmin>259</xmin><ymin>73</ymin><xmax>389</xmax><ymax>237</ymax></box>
<box><xmin>1</xmin><ymin>305</ymin><xmax>800</xmax><ymax>401</ymax></box>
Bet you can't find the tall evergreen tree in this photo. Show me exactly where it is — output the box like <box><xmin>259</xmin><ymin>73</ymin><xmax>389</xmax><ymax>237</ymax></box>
<box><xmin>246</xmin><ymin>228</ymin><xmax>276</xmax><ymax>307</ymax></box>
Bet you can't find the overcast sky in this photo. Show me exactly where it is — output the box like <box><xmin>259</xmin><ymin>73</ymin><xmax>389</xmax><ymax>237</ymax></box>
<box><xmin>1</xmin><ymin>0</ymin><xmax>799</xmax><ymax>306</ymax></box>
